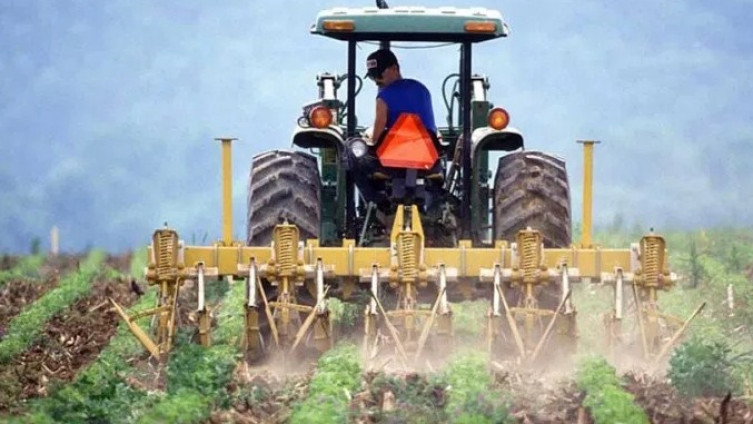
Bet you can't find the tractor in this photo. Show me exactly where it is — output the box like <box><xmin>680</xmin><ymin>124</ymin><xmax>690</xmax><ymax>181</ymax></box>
<box><xmin>112</xmin><ymin>2</ymin><xmax>700</xmax><ymax>368</ymax></box>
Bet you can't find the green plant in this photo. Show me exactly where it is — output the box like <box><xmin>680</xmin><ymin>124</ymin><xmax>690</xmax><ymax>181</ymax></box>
<box><xmin>328</xmin><ymin>298</ymin><xmax>361</xmax><ymax>331</ymax></box>
<box><xmin>576</xmin><ymin>357</ymin><xmax>648</xmax><ymax>424</ymax></box>
<box><xmin>290</xmin><ymin>343</ymin><xmax>362</xmax><ymax>424</ymax></box>
<box><xmin>668</xmin><ymin>337</ymin><xmax>746</xmax><ymax>397</ymax></box>
<box><xmin>444</xmin><ymin>352</ymin><xmax>510</xmax><ymax>424</ymax></box>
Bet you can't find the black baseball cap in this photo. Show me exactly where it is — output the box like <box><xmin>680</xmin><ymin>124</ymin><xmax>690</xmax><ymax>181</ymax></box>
<box><xmin>365</xmin><ymin>49</ymin><xmax>398</xmax><ymax>79</ymax></box>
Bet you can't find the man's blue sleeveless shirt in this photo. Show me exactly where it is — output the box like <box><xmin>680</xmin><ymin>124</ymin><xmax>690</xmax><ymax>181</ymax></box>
<box><xmin>377</xmin><ymin>78</ymin><xmax>436</xmax><ymax>133</ymax></box>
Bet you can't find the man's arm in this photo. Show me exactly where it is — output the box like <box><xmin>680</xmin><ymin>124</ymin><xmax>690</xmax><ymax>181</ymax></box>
<box><xmin>370</xmin><ymin>98</ymin><xmax>388</xmax><ymax>145</ymax></box>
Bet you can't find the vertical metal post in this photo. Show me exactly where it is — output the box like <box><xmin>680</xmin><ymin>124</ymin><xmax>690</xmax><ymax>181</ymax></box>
<box><xmin>370</xmin><ymin>265</ymin><xmax>379</xmax><ymax>314</ymax></box>
<box><xmin>197</xmin><ymin>264</ymin><xmax>211</xmax><ymax>347</ymax></box>
<box><xmin>216</xmin><ymin>137</ymin><xmax>237</xmax><ymax>245</ymax></box>
<box><xmin>345</xmin><ymin>41</ymin><xmax>357</xmax><ymax>238</ymax></box>
<box><xmin>460</xmin><ymin>42</ymin><xmax>473</xmax><ymax>239</ymax></box>
<box><xmin>562</xmin><ymin>265</ymin><xmax>573</xmax><ymax>315</ymax></box>
<box><xmin>316</xmin><ymin>259</ymin><xmax>326</xmax><ymax>313</ymax></box>
<box><xmin>615</xmin><ymin>270</ymin><xmax>624</xmax><ymax>320</ymax></box>
<box><xmin>492</xmin><ymin>265</ymin><xmax>501</xmax><ymax>316</ymax></box>
<box><xmin>577</xmin><ymin>140</ymin><xmax>599</xmax><ymax>248</ymax></box>
<box><xmin>439</xmin><ymin>265</ymin><xmax>448</xmax><ymax>315</ymax></box>
<box><xmin>50</xmin><ymin>226</ymin><xmax>59</xmax><ymax>256</ymax></box>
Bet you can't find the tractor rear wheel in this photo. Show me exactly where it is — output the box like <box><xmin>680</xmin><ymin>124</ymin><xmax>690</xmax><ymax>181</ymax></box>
<box><xmin>245</xmin><ymin>150</ymin><xmax>322</xmax><ymax>359</ymax></box>
<box><xmin>246</xmin><ymin>150</ymin><xmax>320</xmax><ymax>244</ymax></box>
<box><xmin>492</xmin><ymin>151</ymin><xmax>575</xmax><ymax>360</ymax></box>
<box><xmin>493</xmin><ymin>151</ymin><xmax>571</xmax><ymax>248</ymax></box>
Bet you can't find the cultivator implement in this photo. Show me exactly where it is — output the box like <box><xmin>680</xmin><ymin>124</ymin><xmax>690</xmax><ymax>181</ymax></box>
<box><xmin>113</xmin><ymin>209</ymin><xmax>683</xmax><ymax>365</ymax></box>
<box><xmin>603</xmin><ymin>234</ymin><xmax>706</xmax><ymax>363</ymax></box>
<box><xmin>109</xmin><ymin>136</ymin><xmax>698</xmax><ymax>366</ymax></box>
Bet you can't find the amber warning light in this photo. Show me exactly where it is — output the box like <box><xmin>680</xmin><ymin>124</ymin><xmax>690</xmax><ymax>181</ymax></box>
<box><xmin>488</xmin><ymin>108</ymin><xmax>510</xmax><ymax>130</ymax></box>
<box><xmin>309</xmin><ymin>106</ymin><xmax>333</xmax><ymax>128</ymax></box>
<box><xmin>323</xmin><ymin>20</ymin><xmax>355</xmax><ymax>32</ymax></box>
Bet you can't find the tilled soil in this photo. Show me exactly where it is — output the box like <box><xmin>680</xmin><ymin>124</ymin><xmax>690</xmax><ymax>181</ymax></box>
<box><xmin>0</xmin><ymin>276</ymin><xmax>59</xmax><ymax>331</ymax></box>
<box><xmin>207</xmin><ymin>368</ymin><xmax>310</xmax><ymax>424</ymax></box>
<box><xmin>201</xmin><ymin>365</ymin><xmax>753</xmax><ymax>424</ymax></box>
<box><xmin>0</xmin><ymin>255</ymin><xmax>83</xmax><ymax>332</ymax></box>
<box><xmin>0</xmin><ymin>255</ymin><xmax>18</xmax><ymax>271</ymax></box>
<box><xmin>350</xmin><ymin>371</ymin><xmax>448</xmax><ymax>423</ymax></box>
<box><xmin>500</xmin><ymin>371</ymin><xmax>583</xmax><ymax>423</ymax></box>
<box><xmin>625</xmin><ymin>372</ymin><xmax>753</xmax><ymax>424</ymax></box>
<box><xmin>0</xmin><ymin>273</ymin><xmax>140</xmax><ymax>412</ymax></box>
<box><xmin>105</xmin><ymin>252</ymin><xmax>133</xmax><ymax>275</ymax></box>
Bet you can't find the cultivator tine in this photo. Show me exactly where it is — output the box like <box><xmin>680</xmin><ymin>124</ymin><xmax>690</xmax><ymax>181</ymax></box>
<box><xmin>605</xmin><ymin>268</ymin><xmax>625</xmax><ymax>357</ymax></box>
<box><xmin>290</xmin><ymin>284</ymin><xmax>331</xmax><ymax>354</ymax></box>
<box><xmin>245</xmin><ymin>259</ymin><xmax>262</xmax><ymax>357</ymax></box>
<box><xmin>369</xmin><ymin>289</ymin><xmax>409</xmax><ymax>366</ymax></box>
<box><xmin>363</xmin><ymin>266</ymin><xmax>380</xmax><ymax>359</ymax></box>
<box><xmin>414</xmin><ymin>286</ymin><xmax>446</xmax><ymax>360</ymax></box>
<box><xmin>632</xmin><ymin>278</ymin><xmax>650</xmax><ymax>360</ymax></box>
<box><xmin>649</xmin><ymin>302</ymin><xmax>706</xmax><ymax>372</ymax></box>
<box><xmin>530</xmin><ymin>289</ymin><xmax>572</xmax><ymax>363</ymax></box>
<box><xmin>494</xmin><ymin>265</ymin><xmax>527</xmax><ymax>360</ymax></box>
<box><xmin>257</xmin><ymin>273</ymin><xmax>279</xmax><ymax>348</ymax></box>
<box><xmin>109</xmin><ymin>298</ymin><xmax>161</xmax><ymax>358</ymax></box>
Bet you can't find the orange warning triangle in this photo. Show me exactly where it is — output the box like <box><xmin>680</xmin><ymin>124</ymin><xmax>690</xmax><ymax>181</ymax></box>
<box><xmin>376</xmin><ymin>113</ymin><xmax>439</xmax><ymax>170</ymax></box>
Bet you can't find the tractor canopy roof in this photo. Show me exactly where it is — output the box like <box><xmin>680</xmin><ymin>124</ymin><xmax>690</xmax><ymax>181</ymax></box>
<box><xmin>311</xmin><ymin>6</ymin><xmax>508</xmax><ymax>42</ymax></box>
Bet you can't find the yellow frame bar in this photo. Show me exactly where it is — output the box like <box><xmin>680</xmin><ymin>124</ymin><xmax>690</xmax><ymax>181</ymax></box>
<box><xmin>179</xmin><ymin>240</ymin><xmax>632</xmax><ymax>279</ymax></box>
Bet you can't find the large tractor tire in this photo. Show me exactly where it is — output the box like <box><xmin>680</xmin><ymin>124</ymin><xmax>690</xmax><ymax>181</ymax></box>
<box><xmin>246</xmin><ymin>150</ymin><xmax>322</xmax><ymax>359</ymax></box>
<box><xmin>246</xmin><ymin>150</ymin><xmax>320</xmax><ymax>245</ymax></box>
<box><xmin>492</xmin><ymin>151</ymin><xmax>575</xmax><ymax>360</ymax></box>
<box><xmin>493</xmin><ymin>151</ymin><xmax>571</xmax><ymax>248</ymax></box>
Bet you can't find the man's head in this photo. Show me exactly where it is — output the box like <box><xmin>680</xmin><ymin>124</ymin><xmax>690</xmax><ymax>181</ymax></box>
<box><xmin>366</xmin><ymin>49</ymin><xmax>401</xmax><ymax>87</ymax></box>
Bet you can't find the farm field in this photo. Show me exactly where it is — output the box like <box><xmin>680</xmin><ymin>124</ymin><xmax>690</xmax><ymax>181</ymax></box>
<box><xmin>1</xmin><ymin>228</ymin><xmax>753</xmax><ymax>423</ymax></box>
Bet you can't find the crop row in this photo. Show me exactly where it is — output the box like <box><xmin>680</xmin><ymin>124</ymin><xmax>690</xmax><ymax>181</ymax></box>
<box><xmin>0</xmin><ymin>251</ymin><xmax>104</xmax><ymax>364</ymax></box>
<box><xmin>0</xmin><ymin>255</ymin><xmax>43</xmax><ymax>286</ymax></box>
<box><xmin>135</xmin><ymin>279</ymin><xmax>244</xmax><ymax>423</ymax></box>
<box><xmin>15</xmin><ymin>250</ymin><xmax>155</xmax><ymax>423</ymax></box>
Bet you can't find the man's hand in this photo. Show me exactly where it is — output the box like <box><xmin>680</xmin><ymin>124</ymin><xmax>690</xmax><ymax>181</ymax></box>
<box><xmin>371</xmin><ymin>98</ymin><xmax>388</xmax><ymax>145</ymax></box>
<box><xmin>362</xmin><ymin>127</ymin><xmax>375</xmax><ymax>146</ymax></box>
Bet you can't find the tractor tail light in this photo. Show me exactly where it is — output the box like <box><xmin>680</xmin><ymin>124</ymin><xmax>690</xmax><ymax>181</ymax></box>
<box><xmin>488</xmin><ymin>108</ymin><xmax>510</xmax><ymax>130</ymax></box>
<box><xmin>309</xmin><ymin>106</ymin><xmax>333</xmax><ymax>129</ymax></box>
<box><xmin>464</xmin><ymin>21</ymin><xmax>497</xmax><ymax>33</ymax></box>
<box><xmin>323</xmin><ymin>20</ymin><xmax>355</xmax><ymax>32</ymax></box>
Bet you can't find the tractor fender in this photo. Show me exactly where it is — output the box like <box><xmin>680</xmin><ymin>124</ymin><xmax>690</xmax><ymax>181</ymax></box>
<box><xmin>471</xmin><ymin>126</ymin><xmax>524</xmax><ymax>157</ymax></box>
<box><xmin>292</xmin><ymin>125</ymin><xmax>346</xmax><ymax>151</ymax></box>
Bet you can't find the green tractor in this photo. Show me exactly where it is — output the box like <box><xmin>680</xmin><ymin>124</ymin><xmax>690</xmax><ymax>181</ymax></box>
<box><xmin>246</xmin><ymin>2</ymin><xmax>574</xmax><ymax>359</ymax></box>
<box><xmin>249</xmin><ymin>5</ymin><xmax>570</xmax><ymax>252</ymax></box>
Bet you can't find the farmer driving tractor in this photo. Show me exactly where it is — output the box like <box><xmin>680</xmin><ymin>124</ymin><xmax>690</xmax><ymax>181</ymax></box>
<box><xmin>346</xmin><ymin>48</ymin><xmax>443</xmax><ymax>212</ymax></box>
<box><xmin>364</xmin><ymin>49</ymin><xmax>437</xmax><ymax>144</ymax></box>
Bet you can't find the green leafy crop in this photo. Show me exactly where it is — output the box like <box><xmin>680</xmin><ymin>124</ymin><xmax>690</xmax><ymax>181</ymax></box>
<box><xmin>576</xmin><ymin>357</ymin><xmax>648</xmax><ymax>424</ymax></box>
<box><xmin>444</xmin><ymin>352</ymin><xmax>510</xmax><ymax>424</ymax></box>
<box><xmin>290</xmin><ymin>343</ymin><xmax>362</xmax><ymax>424</ymax></box>
<box><xmin>668</xmin><ymin>337</ymin><xmax>744</xmax><ymax>398</ymax></box>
